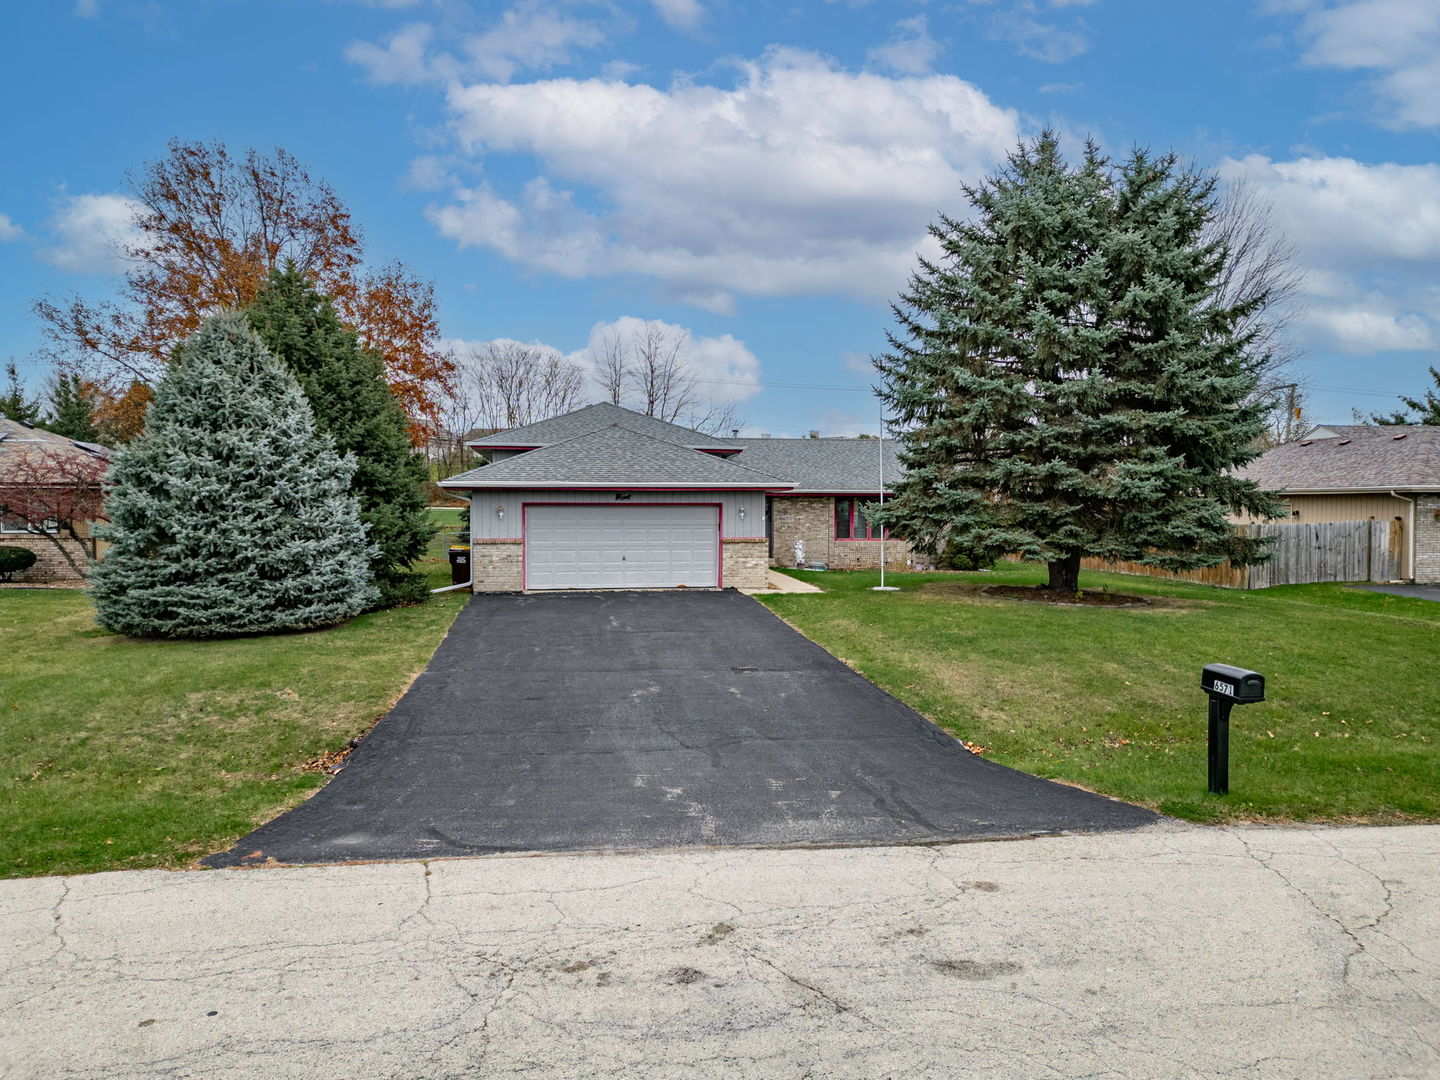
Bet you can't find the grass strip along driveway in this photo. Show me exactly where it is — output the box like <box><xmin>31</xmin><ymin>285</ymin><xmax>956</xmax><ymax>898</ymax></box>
<box><xmin>0</xmin><ymin>510</ymin><xmax>468</xmax><ymax>879</ymax></box>
<box><xmin>758</xmin><ymin>565</ymin><xmax>1440</xmax><ymax>824</ymax></box>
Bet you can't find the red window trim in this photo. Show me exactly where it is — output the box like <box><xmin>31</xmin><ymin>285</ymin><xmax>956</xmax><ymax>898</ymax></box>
<box><xmin>833</xmin><ymin>497</ymin><xmax>888</xmax><ymax>541</ymax></box>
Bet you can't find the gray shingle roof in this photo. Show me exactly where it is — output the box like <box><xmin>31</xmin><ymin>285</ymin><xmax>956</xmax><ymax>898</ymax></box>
<box><xmin>441</xmin><ymin>424</ymin><xmax>793</xmax><ymax>489</ymax></box>
<box><xmin>465</xmin><ymin>402</ymin><xmax>735</xmax><ymax>451</ymax></box>
<box><xmin>0</xmin><ymin>418</ymin><xmax>111</xmax><ymax>479</ymax></box>
<box><xmin>1235</xmin><ymin>425</ymin><xmax>1440</xmax><ymax>491</ymax></box>
<box><xmin>727</xmin><ymin>437</ymin><xmax>903</xmax><ymax>494</ymax></box>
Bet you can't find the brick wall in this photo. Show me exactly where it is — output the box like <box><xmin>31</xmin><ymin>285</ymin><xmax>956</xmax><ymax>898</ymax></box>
<box><xmin>1414</xmin><ymin>495</ymin><xmax>1440</xmax><ymax>584</ymax></box>
<box><xmin>769</xmin><ymin>496</ymin><xmax>910</xmax><ymax>571</ymax></box>
<box><xmin>471</xmin><ymin>539</ymin><xmax>523</xmax><ymax>592</ymax></box>
<box><xmin>722</xmin><ymin>538</ymin><xmax>767</xmax><ymax>591</ymax></box>
<box><xmin>0</xmin><ymin>530</ymin><xmax>95</xmax><ymax>584</ymax></box>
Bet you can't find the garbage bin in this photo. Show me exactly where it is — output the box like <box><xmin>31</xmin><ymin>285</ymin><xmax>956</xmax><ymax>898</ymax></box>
<box><xmin>447</xmin><ymin>545</ymin><xmax>471</xmax><ymax>586</ymax></box>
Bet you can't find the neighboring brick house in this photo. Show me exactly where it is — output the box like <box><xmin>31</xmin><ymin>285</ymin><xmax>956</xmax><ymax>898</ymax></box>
<box><xmin>1234</xmin><ymin>424</ymin><xmax>1440</xmax><ymax>583</ymax></box>
<box><xmin>439</xmin><ymin>403</ymin><xmax>910</xmax><ymax>593</ymax></box>
<box><xmin>0</xmin><ymin>418</ymin><xmax>110</xmax><ymax>584</ymax></box>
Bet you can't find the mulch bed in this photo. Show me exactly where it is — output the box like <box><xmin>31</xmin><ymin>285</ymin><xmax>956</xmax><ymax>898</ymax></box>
<box><xmin>979</xmin><ymin>584</ymin><xmax>1151</xmax><ymax>608</ymax></box>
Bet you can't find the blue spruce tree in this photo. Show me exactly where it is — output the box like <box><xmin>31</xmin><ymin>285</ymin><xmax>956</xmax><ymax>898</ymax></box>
<box><xmin>873</xmin><ymin>134</ymin><xmax>1282</xmax><ymax>592</ymax></box>
<box><xmin>90</xmin><ymin>311</ymin><xmax>378</xmax><ymax>637</ymax></box>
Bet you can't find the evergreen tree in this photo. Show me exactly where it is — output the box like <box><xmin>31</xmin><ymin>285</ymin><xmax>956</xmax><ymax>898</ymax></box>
<box><xmin>247</xmin><ymin>264</ymin><xmax>434</xmax><ymax>606</ymax></box>
<box><xmin>44</xmin><ymin>372</ymin><xmax>101</xmax><ymax>442</ymax></box>
<box><xmin>0</xmin><ymin>362</ymin><xmax>41</xmax><ymax>424</ymax></box>
<box><xmin>873</xmin><ymin>134</ymin><xmax>1282</xmax><ymax>593</ymax></box>
<box><xmin>90</xmin><ymin>311</ymin><xmax>377</xmax><ymax>637</ymax></box>
<box><xmin>1369</xmin><ymin>365</ymin><xmax>1440</xmax><ymax>425</ymax></box>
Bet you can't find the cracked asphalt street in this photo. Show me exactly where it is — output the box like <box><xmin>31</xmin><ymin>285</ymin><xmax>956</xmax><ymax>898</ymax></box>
<box><xmin>4</xmin><ymin>824</ymin><xmax>1437</xmax><ymax>1079</ymax></box>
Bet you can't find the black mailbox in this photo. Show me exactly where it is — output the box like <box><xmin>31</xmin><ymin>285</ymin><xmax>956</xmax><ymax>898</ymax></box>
<box><xmin>1201</xmin><ymin>664</ymin><xmax>1265</xmax><ymax>704</ymax></box>
<box><xmin>1201</xmin><ymin>662</ymin><xmax>1266</xmax><ymax>796</ymax></box>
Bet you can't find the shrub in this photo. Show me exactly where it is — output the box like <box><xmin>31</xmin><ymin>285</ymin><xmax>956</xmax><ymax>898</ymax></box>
<box><xmin>938</xmin><ymin>534</ymin><xmax>994</xmax><ymax>572</ymax></box>
<box><xmin>0</xmin><ymin>545</ymin><xmax>38</xmax><ymax>581</ymax></box>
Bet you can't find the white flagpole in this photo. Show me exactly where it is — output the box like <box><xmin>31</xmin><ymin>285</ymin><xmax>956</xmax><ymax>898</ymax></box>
<box><xmin>872</xmin><ymin>398</ymin><xmax>898</xmax><ymax>591</ymax></box>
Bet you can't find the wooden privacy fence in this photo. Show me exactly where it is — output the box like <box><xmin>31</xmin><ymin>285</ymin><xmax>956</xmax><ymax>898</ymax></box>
<box><xmin>1081</xmin><ymin>518</ymin><xmax>1403</xmax><ymax>589</ymax></box>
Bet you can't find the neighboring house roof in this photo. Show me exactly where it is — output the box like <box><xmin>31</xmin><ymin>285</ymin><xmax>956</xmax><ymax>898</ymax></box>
<box><xmin>726</xmin><ymin>437</ymin><xmax>902</xmax><ymax>495</ymax></box>
<box><xmin>465</xmin><ymin>402</ymin><xmax>737</xmax><ymax>452</ymax></box>
<box><xmin>0</xmin><ymin>418</ymin><xmax>110</xmax><ymax>480</ymax></box>
<box><xmin>1236</xmin><ymin>424</ymin><xmax>1440</xmax><ymax>492</ymax></box>
<box><xmin>440</xmin><ymin>424</ymin><xmax>793</xmax><ymax>490</ymax></box>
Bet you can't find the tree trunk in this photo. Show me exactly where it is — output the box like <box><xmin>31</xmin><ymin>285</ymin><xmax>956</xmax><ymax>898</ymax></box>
<box><xmin>46</xmin><ymin>530</ymin><xmax>90</xmax><ymax>581</ymax></box>
<box><xmin>1047</xmin><ymin>553</ymin><xmax>1081</xmax><ymax>593</ymax></box>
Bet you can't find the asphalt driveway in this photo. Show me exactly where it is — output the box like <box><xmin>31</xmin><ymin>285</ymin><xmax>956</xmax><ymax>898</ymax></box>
<box><xmin>1355</xmin><ymin>583</ymin><xmax>1440</xmax><ymax>602</ymax></box>
<box><xmin>207</xmin><ymin>591</ymin><xmax>1155</xmax><ymax>867</ymax></box>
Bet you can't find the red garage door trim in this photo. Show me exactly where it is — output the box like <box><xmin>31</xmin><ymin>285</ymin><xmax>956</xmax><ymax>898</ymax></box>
<box><xmin>521</xmin><ymin>502</ymin><xmax>724</xmax><ymax>591</ymax></box>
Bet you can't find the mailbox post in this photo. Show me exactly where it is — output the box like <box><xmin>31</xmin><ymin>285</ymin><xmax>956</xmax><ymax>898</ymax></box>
<box><xmin>1200</xmin><ymin>664</ymin><xmax>1265</xmax><ymax>795</ymax></box>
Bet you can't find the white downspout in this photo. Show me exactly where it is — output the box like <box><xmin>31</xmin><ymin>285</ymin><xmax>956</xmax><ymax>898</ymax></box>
<box><xmin>1389</xmin><ymin>491</ymin><xmax>1416</xmax><ymax>582</ymax></box>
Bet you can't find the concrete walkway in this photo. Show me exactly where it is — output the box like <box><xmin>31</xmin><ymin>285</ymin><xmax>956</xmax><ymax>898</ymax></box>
<box><xmin>741</xmin><ymin>568</ymin><xmax>824</xmax><ymax>594</ymax></box>
<box><xmin>4</xmin><ymin>825</ymin><xmax>1436</xmax><ymax>1079</ymax></box>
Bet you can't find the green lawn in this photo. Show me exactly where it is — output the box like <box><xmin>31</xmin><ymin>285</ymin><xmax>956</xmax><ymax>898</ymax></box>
<box><xmin>0</xmin><ymin>509</ymin><xmax>469</xmax><ymax>878</ymax></box>
<box><xmin>759</xmin><ymin>565</ymin><xmax>1440</xmax><ymax>824</ymax></box>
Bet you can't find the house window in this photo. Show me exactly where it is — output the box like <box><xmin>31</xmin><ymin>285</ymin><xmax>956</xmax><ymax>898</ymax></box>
<box><xmin>0</xmin><ymin>515</ymin><xmax>59</xmax><ymax>534</ymax></box>
<box><xmin>833</xmin><ymin>498</ymin><xmax>887</xmax><ymax>540</ymax></box>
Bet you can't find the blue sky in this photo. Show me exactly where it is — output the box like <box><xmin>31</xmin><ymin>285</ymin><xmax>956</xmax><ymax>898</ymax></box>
<box><xmin>3</xmin><ymin>0</ymin><xmax>1438</xmax><ymax>434</ymax></box>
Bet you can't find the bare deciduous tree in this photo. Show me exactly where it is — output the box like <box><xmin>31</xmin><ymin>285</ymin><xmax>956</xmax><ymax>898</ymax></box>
<box><xmin>435</xmin><ymin>341</ymin><xmax>588</xmax><ymax>476</ymax></box>
<box><xmin>591</xmin><ymin>327</ymin><xmax>628</xmax><ymax>407</ymax></box>
<box><xmin>465</xmin><ymin>341</ymin><xmax>586</xmax><ymax>430</ymax></box>
<box><xmin>1206</xmin><ymin>180</ymin><xmax>1308</xmax><ymax>442</ymax></box>
<box><xmin>592</xmin><ymin>320</ymin><xmax>744</xmax><ymax>435</ymax></box>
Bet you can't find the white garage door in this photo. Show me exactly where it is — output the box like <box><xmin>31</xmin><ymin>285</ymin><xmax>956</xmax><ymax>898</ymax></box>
<box><xmin>524</xmin><ymin>504</ymin><xmax>720</xmax><ymax>590</ymax></box>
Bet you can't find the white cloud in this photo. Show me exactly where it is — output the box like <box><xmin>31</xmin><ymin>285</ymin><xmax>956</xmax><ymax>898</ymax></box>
<box><xmin>74</xmin><ymin>0</ymin><xmax>100</xmax><ymax>16</ymax></box>
<box><xmin>404</xmin><ymin>154</ymin><xmax>457</xmax><ymax>191</ymax></box>
<box><xmin>462</xmin><ymin>1</ymin><xmax>608</xmax><ymax>82</ymax></box>
<box><xmin>1282</xmin><ymin>0</ymin><xmax>1440</xmax><ymax>129</ymax></box>
<box><xmin>1306</xmin><ymin>306</ymin><xmax>1437</xmax><ymax>354</ymax></box>
<box><xmin>977</xmin><ymin>1</ymin><xmax>1093</xmax><ymax>63</ymax></box>
<box><xmin>651</xmin><ymin>0</ymin><xmax>703</xmax><ymax>32</ymax></box>
<box><xmin>0</xmin><ymin>214</ymin><xmax>23</xmax><ymax>242</ymax></box>
<box><xmin>868</xmin><ymin>15</ymin><xmax>942</xmax><ymax>75</ymax></box>
<box><xmin>346</xmin><ymin>22</ymin><xmax>437</xmax><ymax>85</ymax></box>
<box><xmin>1220</xmin><ymin>154</ymin><xmax>1440</xmax><ymax>266</ymax></box>
<box><xmin>428</xmin><ymin>48</ymin><xmax>1021</xmax><ymax>310</ymax></box>
<box><xmin>346</xmin><ymin>2</ymin><xmax>608</xmax><ymax>86</ymax></box>
<box><xmin>1220</xmin><ymin>154</ymin><xmax>1440</xmax><ymax>354</ymax></box>
<box><xmin>38</xmin><ymin>193</ymin><xmax>144</xmax><ymax>274</ymax></box>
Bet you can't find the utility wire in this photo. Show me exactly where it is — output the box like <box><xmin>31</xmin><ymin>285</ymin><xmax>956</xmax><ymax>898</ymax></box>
<box><xmin>682</xmin><ymin>372</ymin><xmax>1423</xmax><ymax>400</ymax></box>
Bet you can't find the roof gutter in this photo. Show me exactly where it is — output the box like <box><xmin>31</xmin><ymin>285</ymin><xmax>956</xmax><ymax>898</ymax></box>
<box><xmin>437</xmin><ymin>481</ymin><xmax>794</xmax><ymax>491</ymax></box>
<box><xmin>1390</xmin><ymin>490</ymin><xmax>1417</xmax><ymax>582</ymax></box>
<box><xmin>1265</xmin><ymin>485</ymin><xmax>1440</xmax><ymax>495</ymax></box>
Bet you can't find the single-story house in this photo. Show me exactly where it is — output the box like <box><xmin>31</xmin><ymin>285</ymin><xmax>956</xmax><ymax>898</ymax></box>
<box><xmin>1234</xmin><ymin>423</ymin><xmax>1440</xmax><ymax>583</ymax></box>
<box><xmin>0</xmin><ymin>418</ymin><xmax>111</xmax><ymax>583</ymax></box>
<box><xmin>439</xmin><ymin>402</ymin><xmax>909</xmax><ymax>592</ymax></box>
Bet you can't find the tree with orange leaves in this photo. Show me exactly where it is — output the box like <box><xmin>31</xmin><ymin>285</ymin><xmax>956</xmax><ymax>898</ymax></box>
<box><xmin>34</xmin><ymin>140</ymin><xmax>452</xmax><ymax>441</ymax></box>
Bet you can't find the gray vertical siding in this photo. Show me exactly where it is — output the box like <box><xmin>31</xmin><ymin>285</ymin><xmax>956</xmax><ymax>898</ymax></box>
<box><xmin>469</xmin><ymin>489</ymin><xmax>767</xmax><ymax>541</ymax></box>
